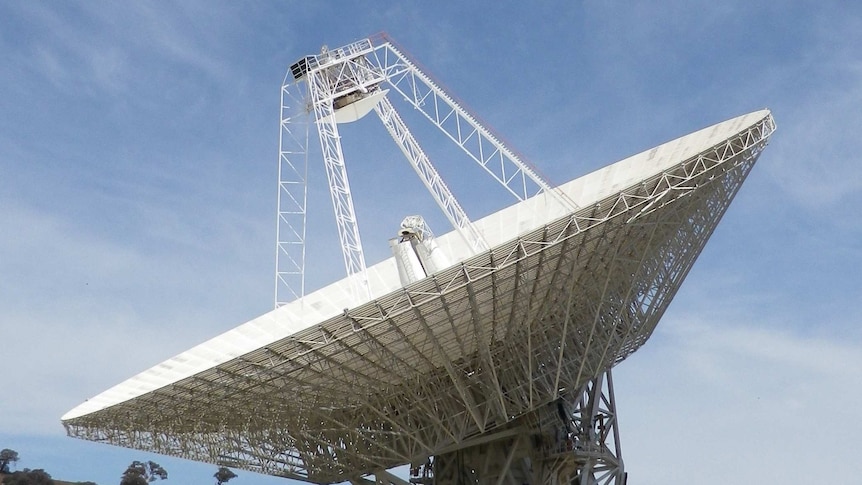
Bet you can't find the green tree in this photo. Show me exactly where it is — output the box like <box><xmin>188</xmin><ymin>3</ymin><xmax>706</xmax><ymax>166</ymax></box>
<box><xmin>214</xmin><ymin>467</ymin><xmax>237</xmax><ymax>485</ymax></box>
<box><xmin>0</xmin><ymin>448</ymin><xmax>20</xmax><ymax>473</ymax></box>
<box><xmin>4</xmin><ymin>468</ymin><xmax>55</xmax><ymax>485</ymax></box>
<box><xmin>120</xmin><ymin>461</ymin><xmax>167</xmax><ymax>485</ymax></box>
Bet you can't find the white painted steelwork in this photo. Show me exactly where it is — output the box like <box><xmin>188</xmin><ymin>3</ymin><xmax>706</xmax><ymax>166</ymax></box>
<box><xmin>276</xmin><ymin>35</ymin><xmax>571</xmax><ymax>307</ymax></box>
<box><xmin>63</xmin><ymin>35</ymin><xmax>776</xmax><ymax>485</ymax></box>
<box><xmin>375</xmin><ymin>95</ymin><xmax>489</xmax><ymax>255</ymax></box>
<box><xmin>276</xmin><ymin>80</ymin><xmax>311</xmax><ymax>306</ymax></box>
<box><xmin>390</xmin><ymin>216</ymin><xmax>450</xmax><ymax>287</ymax></box>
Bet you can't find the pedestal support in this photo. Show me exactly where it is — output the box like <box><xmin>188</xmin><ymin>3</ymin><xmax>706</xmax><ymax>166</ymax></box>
<box><xmin>365</xmin><ymin>369</ymin><xmax>627</xmax><ymax>485</ymax></box>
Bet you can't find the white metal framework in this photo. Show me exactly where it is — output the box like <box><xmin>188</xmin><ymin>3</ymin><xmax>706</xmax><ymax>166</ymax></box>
<box><xmin>64</xmin><ymin>35</ymin><xmax>776</xmax><ymax>485</ymax></box>
<box><xmin>374</xmin><ymin>95</ymin><xmax>489</xmax><ymax>255</ymax></box>
<box><xmin>276</xmin><ymin>35</ymin><xmax>573</xmax><ymax>307</ymax></box>
<box><xmin>276</xmin><ymin>79</ymin><xmax>311</xmax><ymax>305</ymax></box>
<box><xmin>404</xmin><ymin>369</ymin><xmax>624</xmax><ymax>485</ymax></box>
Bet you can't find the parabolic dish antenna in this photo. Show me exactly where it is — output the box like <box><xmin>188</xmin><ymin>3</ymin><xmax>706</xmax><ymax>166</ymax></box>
<box><xmin>63</xmin><ymin>34</ymin><xmax>776</xmax><ymax>485</ymax></box>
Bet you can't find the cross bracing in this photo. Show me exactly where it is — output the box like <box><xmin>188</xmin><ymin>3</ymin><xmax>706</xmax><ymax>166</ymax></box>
<box><xmin>276</xmin><ymin>35</ymin><xmax>575</xmax><ymax>306</ymax></box>
<box><xmin>64</xmin><ymin>112</ymin><xmax>775</xmax><ymax>484</ymax></box>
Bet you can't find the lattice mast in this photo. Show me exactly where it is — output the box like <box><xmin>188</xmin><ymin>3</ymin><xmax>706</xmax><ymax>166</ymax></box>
<box><xmin>275</xmin><ymin>72</ymin><xmax>311</xmax><ymax>305</ymax></box>
<box><xmin>276</xmin><ymin>35</ymin><xmax>572</xmax><ymax>307</ymax></box>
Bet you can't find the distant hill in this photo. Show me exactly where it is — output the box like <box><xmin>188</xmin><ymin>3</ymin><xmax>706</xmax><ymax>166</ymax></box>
<box><xmin>0</xmin><ymin>472</ymin><xmax>97</xmax><ymax>485</ymax></box>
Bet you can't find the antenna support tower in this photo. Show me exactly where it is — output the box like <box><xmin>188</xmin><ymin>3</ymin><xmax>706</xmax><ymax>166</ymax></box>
<box><xmin>276</xmin><ymin>34</ymin><xmax>573</xmax><ymax>306</ymax></box>
<box><xmin>63</xmin><ymin>34</ymin><xmax>776</xmax><ymax>485</ymax></box>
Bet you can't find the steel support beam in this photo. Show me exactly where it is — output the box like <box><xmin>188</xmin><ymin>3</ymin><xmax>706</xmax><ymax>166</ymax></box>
<box><xmin>403</xmin><ymin>368</ymin><xmax>624</xmax><ymax>485</ymax></box>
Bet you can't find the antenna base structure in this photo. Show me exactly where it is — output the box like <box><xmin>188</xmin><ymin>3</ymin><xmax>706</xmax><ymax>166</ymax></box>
<box><xmin>373</xmin><ymin>369</ymin><xmax>625</xmax><ymax>485</ymax></box>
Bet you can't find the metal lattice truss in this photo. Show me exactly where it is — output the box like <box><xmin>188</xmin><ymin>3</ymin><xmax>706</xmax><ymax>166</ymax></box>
<box><xmin>374</xmin><ymin>95</ymin><xmax>489</xmax><ymax>254</ymax></box>
<box><xmin>370</xmin><ymin>36</ymin><xmax>566</xmax><ymax>204</ymax></box>
<box><xmin>64</xmin><ymin>112</ymin><xmax>775</xmax><ymax>484</ymax></box>
<box><xmin>275</xmin><ymin>80</ymin><xmax>312</xmax><ymax>305</ymax></box>
<box><xmin>276</xmin><ymin>36</ymin><xmax>574</xmax><ymax>306</ymax></box>
<box><xmin>401</xmin><ymin>369</ymin><xmax>624</xmax><ymax>485</ymax></box>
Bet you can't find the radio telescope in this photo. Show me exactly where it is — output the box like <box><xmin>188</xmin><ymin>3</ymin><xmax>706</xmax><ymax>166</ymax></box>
<box><xmin>62</xmin><ymin>34</ymin><xmax>776</xmax><ymax>485</ymax></box>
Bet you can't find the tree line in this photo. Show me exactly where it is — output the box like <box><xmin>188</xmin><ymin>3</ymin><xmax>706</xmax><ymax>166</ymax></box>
<box><xmin>1</xmin><ymin>448</ymin><xmax>237</xmax><ymax>485</ymax></box>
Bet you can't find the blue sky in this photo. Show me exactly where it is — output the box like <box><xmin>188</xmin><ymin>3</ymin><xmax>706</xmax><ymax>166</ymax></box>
<box><xmin>2</xmin><ymin>1</ymin><xmax>861</xmax><ymax>484</ymax></box>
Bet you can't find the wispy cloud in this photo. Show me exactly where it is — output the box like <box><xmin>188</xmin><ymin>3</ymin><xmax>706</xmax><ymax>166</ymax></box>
<box><xmin>0</xmin><ymin>196</ymin><xmax>271</xmax><ymax>434</ymax></box>
<box><xmin>617</xmin><ymin>312</ymin><xmax>862</xmax><ymax>484</ymax></box>
<box><xmin>2</xmin><ymin>2</ymin><xmax>239</xmax><ymax>99</ymax></box>
<box><xmin>758</xmin><ymin>11</ymin><xmax>862</xmax><ymax>210</ymax></box>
